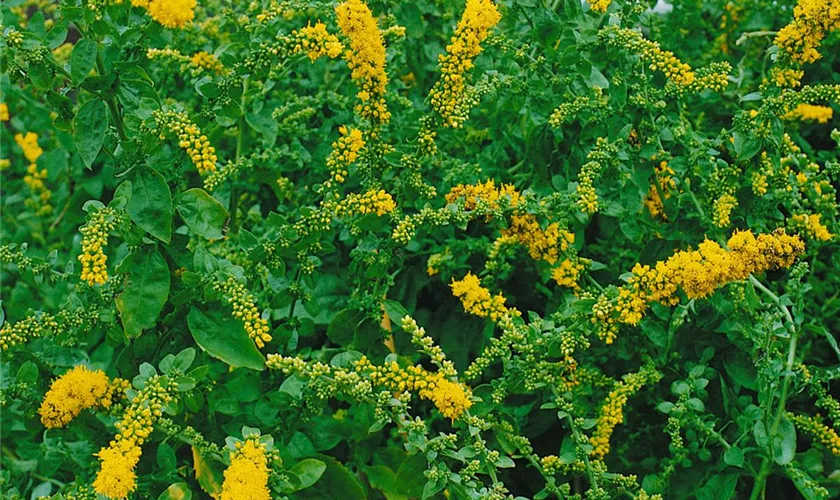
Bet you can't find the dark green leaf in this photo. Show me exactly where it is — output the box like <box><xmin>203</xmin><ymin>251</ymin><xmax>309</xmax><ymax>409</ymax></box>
<box><xmin>187</xmin><ymin>307</ymin><xmax>265</xmax><ymax>371</ymax></box>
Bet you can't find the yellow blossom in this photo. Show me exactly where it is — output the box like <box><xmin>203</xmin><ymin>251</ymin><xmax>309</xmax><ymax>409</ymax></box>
<box><xmin>0</xmin><ymin>102</ymin><xmax>9</xmax><ymax>121</ymax></box>
<box><xmin>450</xmin><ymin>272</ymin><xmax>512</xmax><ymax>321</ymax></box>
<box><xmin>290</xmin><ymin>22</ymin><xmax>344</xmax><ymax>61</ymax></box>
<box><xmin>214</xmin><ymin>277</ymin><xmax>273</xmax><ymax>349</ymax></box>
<box><xmin>15</xmin><ymin>132</ymin><xmax>43</xmax><ymax>163</ymax></box>
<box><xmin>78</xmin><ymin>207</ymin><xmax>120</xmax><ymax>286</ymax></box>
<box><xmin>791</xmin><ymin>213</ymin><xmax>833</xmax><ymax>241</ymax></box>
<box><xmin>146</xmin><ymin>0</ymin><xmax>195</xmax><ymax>29</ymax></box>
<box><xmin>326</xmin><ymin>126</ymin><xmax>365</xmax><ymax>183</ymax></box>
<box><xmin>335</xmin><ymin>0</ymin><xmax>390</xmax><ymax>123</ymax></box>
<box><xmin>221</xmin><ymin>438</ymin><xmax>271</xmax><ymax>500</ymax></box>
<box><xmin>152</xmin><ymin>110</ymin><xmax>217</xmax><ymax>175</ymax></box>
<box><xmin>429</xmin><ymin>0</ymin><xmax>501</xmax><ymax>127</ymax></box>
<box><xmin>783</xmin><ymin>103</ymin><xmax>833</xmax><ymax>123</ymax></box>
<box><xmin>39</xmin><ymin>366</ymin><xmax>129</xmax><ymax>428</ymax></box>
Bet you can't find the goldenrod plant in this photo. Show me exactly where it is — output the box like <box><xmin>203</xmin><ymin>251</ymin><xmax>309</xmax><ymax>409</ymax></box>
<box><xmin>2</xmin><ymin>0</ymin><xmax>840</xmax><ymax>499</ymax></box>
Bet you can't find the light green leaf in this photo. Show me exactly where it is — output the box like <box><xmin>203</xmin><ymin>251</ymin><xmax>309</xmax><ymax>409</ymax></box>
<box><xmin>116</xmin><ymin>247</ymin><xmax>170</xmax><ymax>338</ymax></box>
<box><xmin>187</xmin><ymin>307</ymin><xmax>265</xmax><ymax>371</ymax></box>
<box><xmin>74</xmin><ymin>99</ymin><xmax>107</xmax><ymax>168</ymax></box>
<box><xmin>126</xmin><ymin>167</ymin><xmax>172</xmax><ymax>243</ymax></box>
<box><xmin>177</xmin><ymin>188</ymin><xmax>228</xmax><ymax>240</ymax></box>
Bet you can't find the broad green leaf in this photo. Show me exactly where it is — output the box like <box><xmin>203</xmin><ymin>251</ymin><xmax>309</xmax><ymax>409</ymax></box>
<box><xmin>71</xmin><ymin>38</ymin><xmax>97</xmax><ymax>84</ymax></box>
<box><xmin>187</xmin><ymin>307</ymin><xmax>265</xmax><ymax>371</ymax></box>
<box><xmin>126</xmin><ymin>167</ymin><xmax>172</xmax><ymax>243</ymax></box>
<box><xmin>295</xmin><ymin>454</ymin><xmax>365</xmax><ymax>500</ymax></box>
<box><xmin>157</xmin><ymin>442</ymin><xmax>177</xmax><ymax>471</ymax></box>
<box><xmin>157</xmin><ymin>483</ymin><xmax>192</xmax><ymax>500</ymax></box>
<box><xmin>772</xmin><ymin>415</ymin><xmax>796</xmax><ymax>465</ymax></box>
<box><xmin>289</xmin><ymin>459</ymin><xmax>327</xmax><ymax>491</ymax></box>
<box><xmin>74</xmin><ymin>99</ymin><xmax>107</xmax><ymax>168</ymax></box>
<box><xmin>177</xmin><ymin>189</ymin><xmax>228</xmax><ymax>240</ymax></box>
<box><xmin>327</xmin><ymin>308</ymin><xmax>364</xmax><ymax>346</ymax></box>
<box><xmin>192</xmin><ymin>447</ymin><xmax>223</xmax><ymax>500</ymax></box>
<box><xmin>116</xmin><ymin>247</ymin><xmax>170</xmax><ymax>338</ymax></box>
<box><xmin>696</xmin><ymin>473</ymin><xmax>739</xmax><ymax>500</ymax></box>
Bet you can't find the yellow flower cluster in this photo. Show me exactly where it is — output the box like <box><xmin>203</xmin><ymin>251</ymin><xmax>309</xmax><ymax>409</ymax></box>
<box><xmin>644</xmin><ymin>160</ymin><xmax>676</xmax><ymax>220</ymax></box>
<box><xmin>445</xmin><ymin>179</ymin><xmax>523</xmax><ymax>213</ymax></box>
<box><xmin>214</xmin><ymin>277</ymin><xmax>273</xmax><ymax>349</ymax></box>
<box><xmin>594</xmin><ymin>230</ymin><xmax>804</xmax><ymax>342</ymax></box>
<box><xmin>289</xmin><ymin>22</ymin><xmax>344</xmax><ymax>61</ymax></box>
<box><xmin>93</xmin><ymin>375</ymin><xmax>177</xmax><ymax>499</ymax></box>
<box><xmin>15</xmin><ymin>132</ymin><xmax>43</xmax><ymax>163</ymax></box>
<box><xmin>147</xmin><ymin>48</ymin><xmax>227</xmax><ymax>75</ymax></box>
<box><xmin>712</xmin><ymin>193</ymin><xmax>738</xmax><ymax>227</ymax></box>
<box><xmin>335</xmin><ymin>0</ymin><xmax>390</xmax><ymax>124</ymax></box>
<box><xmin>588</xmin><ymin>0</ymin><xmax>611</xmax><ymax>13</ymax></box>
<box><xmin>221</xmin><ymin>437</ymin><xmax>271</xmax><ymax>500</ymax></box>
<box><xmin>357</xmin><ymin>357</ymin><xmax>473</xmax><ymax>420</ymax></box>
<box><xmin>39</xmin><ymin>366</ymin><xmax>129</xmax><ymax>428</ymax></box>
<box><xmin>605</xmin><ymin>27</ymin><xmax>695</xmax><ymax>86</ymax></box>
<box><xmin>429</xmin><ymin>0</ymin><xmax>501</xmax><ymax>128</ymax></box>
<box><xmin>772</xmin><ymin>67</ymin><xmax>804</xmax><ymax>88</ymax></box>
<box><xmin>450</xmin><ymin>272</ymin><xmax>513</xmax><ymax>321</ymax></box>
<box><xmin>791</xmin><ymin>213</ymin><xmax>833</xmax><ymax>241</ymax></box>
<box><xmin>336</xmin><ymin>189</ymin><xmax>397</xmax><ymax>216</ymax></box>
<box><xmin>24</xmin><ymin>162</ymin><xmax>54</xmax><ymax>216</ymax></box>
<box><xmin>576</xmin><ymin>138</ymin><xmax>616</xmax><ymax>214</ymax></box>
<box><xmin>783</xmin><ymin>103</ymin><xmax>834</xmax><ymax>123</ymax></box>
<box><xmin>774</xmin><ymin>0</ymin><xmax>840</xmax><ymax>64</ymax></box>
<box><xmin>501</xmin><ymin>214</ymin><xmax>574</xmax><ymax>265</ymax></box>
<box><xmin>131</xmin><ymin>0</ymin><xmax>195</xmax><ymax>29</ymax></box>
<box><xmin>790</xmin><ymin>413</ymin><xmax>840</xmax><ymax>455</ymax></box>
<box><xmin>0</xmin><ymin>102</ymin><xmax>9</xmax><ymax>121</ymax></box>
<box><xmin>78</xmin><ymin>207</ymin><xmax>120</xmax><ymax>286</ymax></box>
<box><xmin>590</xmin><ymin>365</ymin><xmax>662</xmax><ymax>459</ymax></box>
<box><xmin>326</xmin><ymin>126</ymin><xmax>365</xmax><ymax>183</ymax></box>
<box><xmin>551</xmin><ymin>259</ymin><xmax>585</xmax><ymax>289</ymax></box>
<box><xmin>0</xmin><ymin>313</ymin><xmax>59</xmax><ymax>350</ymax></box>
<box><xmin>152</xmin><ymin>110</ymin><xmax>217</xmax><ymax>175</ymax></box>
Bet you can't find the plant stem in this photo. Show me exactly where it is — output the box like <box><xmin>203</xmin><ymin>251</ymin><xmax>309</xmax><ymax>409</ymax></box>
<box><xmin>95</xmin><ymin>51</ymin><xmax>127</xmax><ymax>141</ymax></box>
<box><xmin>229</xmin><ymin>76</ymin><xmax>249</xmax><ymax>234</ymax></box>
<box><xmin>747</xmin><ymin>275</ymin><xmax>799</xmax><ymax>500</ymax></box>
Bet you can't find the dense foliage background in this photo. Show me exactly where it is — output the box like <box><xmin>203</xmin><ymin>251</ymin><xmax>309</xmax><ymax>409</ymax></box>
<box><xmin>1</xmin><ymin>0</ymin><xmax>839</xmax><ymax>499</ymax></box>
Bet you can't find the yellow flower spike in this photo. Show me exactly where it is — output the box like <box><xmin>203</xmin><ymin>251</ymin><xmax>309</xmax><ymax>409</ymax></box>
<box><xmin>429</xmin><ymin>0</ymin><xmax>501</xmax><ymax>128</ymax></box>
<box><xmin>290</xmin><ymin>22</ymin><xmax>345</xmax><ymax>61</ymax></box>
<box><xmin>335</xmin><ymin>0</ymin><xmax>390</xmax><ymax>124</ymax></box>
<box><xmin>783</xmin><ymin>103</ymin><xmax>834</xmax><ymax>123</ymax></box>
<box><xmin>791</xmin><ymin>213</ymin><xmax>834</xmax><ymax>241</ymax></box>
<box><xmin>221</xmin><ymin>437</ymin><xmax>271</xmax><ymax>500</ymax></box>
<box><xmin>93</xmin><ymin>375</ymin><xmax>177</xmax><ymax>499</ymax></box>
<box><xmin>39</xmin><ymin>366</ymin><xmax>129</xmax><ymax>429</ymax></box>
<box><xmin>450</xmin><ymin>272</ymin><xmax>512</xmax><ymax>321</ymax></box>
<box><xmin>0</xmin><ymin>102</ymin><xmax>9</xmax><ymax>121</ymax></box>
<box><xmin>78</xmin><ymin>207</ymin><xmax>120</xmax><ymax>286</ymax></box>
<box><xmin>152</xmin><ymin>110</ymin><xmax>217</xmax><ymax>175</ymax></box>
<box><xmin>774</xmin><ymin>0</ymin><xmax>840</xmax><ymax>64</ymax></box>
<box><xmin>590</xmin><ymin>365</ymin><xmax>661</xmax><ymax>459</ymax></box>
<box><xmin>144</xmin><ymin>0</ymin><xmax>196</xmax><ymax>29</ymax></box>
<box><xmin>326</xmin><ymin>126</ymin><xmax>365</xmax><ymax>184</ymax></box>
<box><xmin>214</xmin><ymin>277</ymin><xmax>272</xmax><ymax>349</ymax></box>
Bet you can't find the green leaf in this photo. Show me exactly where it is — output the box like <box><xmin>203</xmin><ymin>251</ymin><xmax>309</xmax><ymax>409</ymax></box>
<box><xmin>157</xmin><ymin>483</ymin><xmax>192</xmax><ymax>500</ymax></box>
<box><xmin>192</xmin><ymin>447</ymin><xmax>223</xmax><ymax>499</ymax></box>
<box><xmin>177</xmin><ymin>188</ymin><xmax>229</xmax><ymax>240</ymax></box>
<box><xmin>116</xmin><ymin>247</ymin><xmax>170</xmax><ymax>338</ymax></box>
<box><xmin>187</xmin><ymin>307</ymin><xmax>265</xmax><ymax>371</ymax></box>
<box><xmin>289</xmin><ymin>459</ymin><xmax>327</xmax><ymax>491</ymax></box>
<box><xmin>772</xmin><ymin>414</ymin><xmax>796</xmax><ymax>465</ymax></box>
<box><xmin>74</xmin><ymin>99</ymin><xmax>107</xmax><ymax>168</ymax></box>
<box><xmin>724</xmin><ymin>447</ymin><xmax>744</xmax><ymax>468</ymax></box>
<box><xmin>295</xmin><ymin>454</ymin><xmax>365</xmax><ymax>500</ymax></box>
<box><xmin>71</xmin><ymin>38</ymin><xmax>97</xmax><ymax>84</ymax></box>
<box><xmin>157</xmin><ymin>442</ymin><xmax>177</xmax><ymax>471</ymax></box>
<box><xmin>327</xmin><ymin>308</ymin><xmax>364</xmax><ymax>346</ymax></box>
<box><xmin>696</xmin><ymin>473</ymin><xmax>739</xmax><ymax>500</ymax></box>
<box><xmin>126</xmin><ymin>167</ymin><xmax>173</xmax><ymax>243</ymax></box>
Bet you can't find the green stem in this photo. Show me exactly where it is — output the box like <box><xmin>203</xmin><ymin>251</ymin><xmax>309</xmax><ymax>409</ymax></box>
<box><xmin>229</xmin><ymin>77</ymin><xmax>249</xmax><ymax>234</ymax></box>
<box><xmin>94</xmin><ymin>51</ymin><xmax>127</xmax><ymax>141</ymax></box>
<box><xmin>747</xmin><ymin>275</ymin><xmax>799</xmax><ymax>500</ymax></box>
<box><xmin>565</xmin><ymin>413</ymin><xmax>598</xmax><ymax>490</ymax></box>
